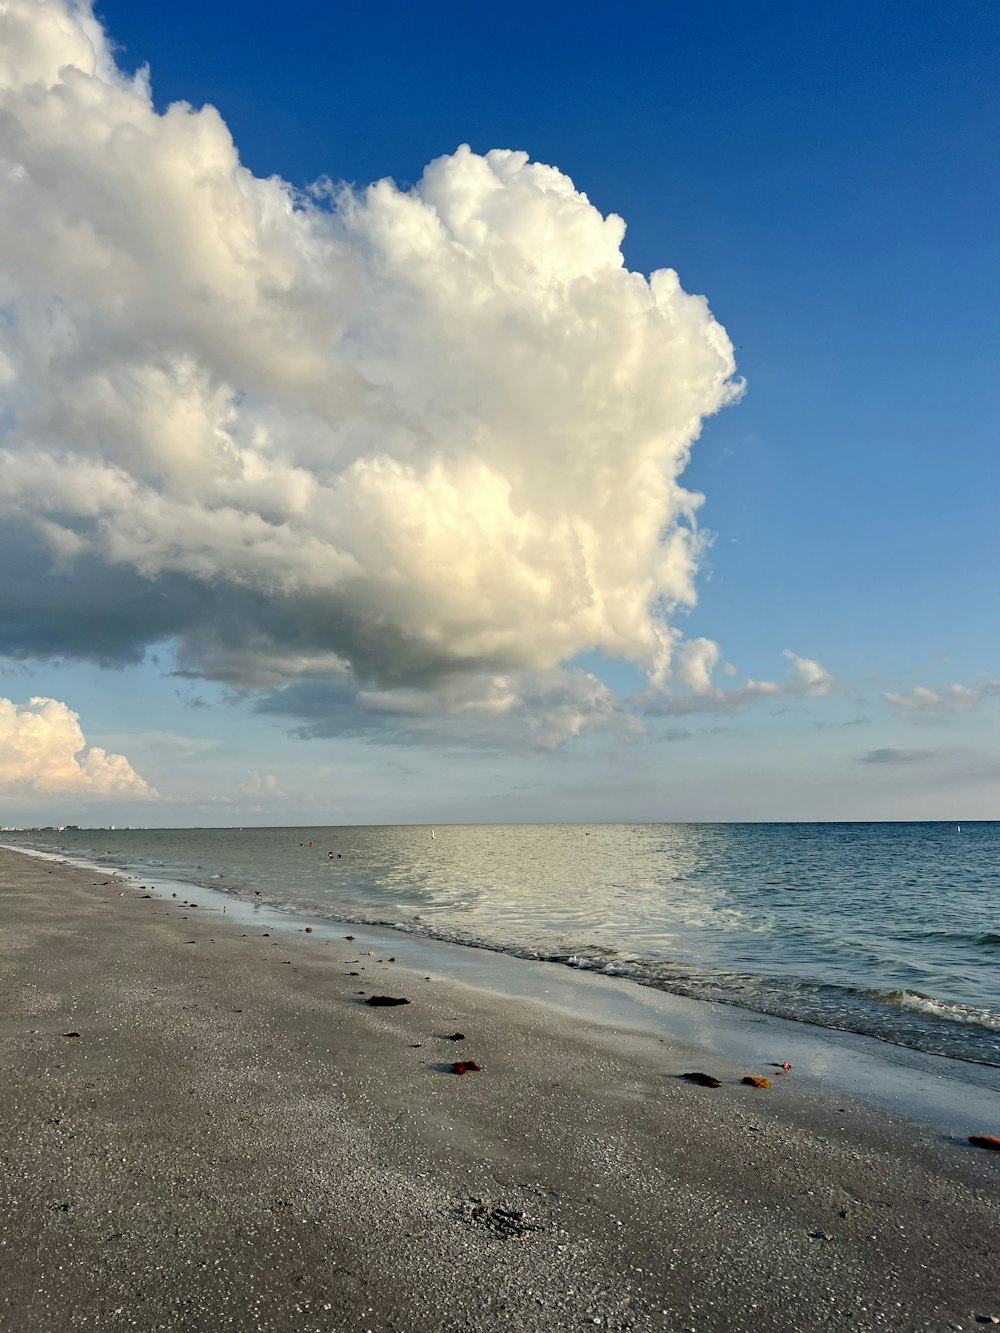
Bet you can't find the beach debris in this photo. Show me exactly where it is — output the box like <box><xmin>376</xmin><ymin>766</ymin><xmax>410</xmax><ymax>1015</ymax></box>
<box><xmin>388</xmin><ymin>957</ymin><xmax>396</xmax><ymax>962</ymax></box>
<box><xmin>454</xmin><ymin>1197</ymin><xmax>538</xmax><ymax>1240</ymax></box>
<box><xmin>365</xmin><ymin>995</ymin><xmax>411</xmax><ymax>1007</ymax></box>
<box><xmin>61</xmin><ymin>1032</ymin><xmax>81</xmax><ymax>1039</ymax></box>
<box><xmin>348</xmin><ymin>971</ymin><xmax>360</xmax><ymax>976</ymax></box>
<box><xmin>968</xmin><ymin>1135</ymin><xmax>1000</xmax><ymax>1151</ymax></box>
<box><xmin>410</xmin><ymin>1043</ymin><xmax>422</xmax><ymax>1048</ymax></box>
<box><xmin>367</xmin><ymin>951</ymin><xmax>375</xmax><ymax>956</ymax></box>
<box><xmin>772</xmin><ymin>1061</ymin><xmax>792</xmax><ymax>1071</ymax></box>
<box><xmin>345</xmin><ymin>935</ymin><xmax>355</xmax><ymax>941</ymax></box>
<box><xmin>446</xmin><ymin>1033</ymin><xmax>466</xmax><ymax>1042</ymax></box>
<box><xmin>742</xmin><ymin>1075</ymin><xmax>771</xmax><ymax>1088</ymax></box>
<box><xmin>305</xmin><ymin>927</ymin><xmax>313</xmax><ymax>933</ymax></box>
<box><xmin>452</xmin><ymin>1060</ymin><xmax>482</xmax><ymax>1075</ymax></box>
<box><xmin>682</xmin><ymin>1071</ymin><xmax>721</xmax><ymax>1088</ymax></box>
<box><xmin>808</xmin><ymin>1230</ymin><xmax>833</xmax><ymax>1242</ymax></box>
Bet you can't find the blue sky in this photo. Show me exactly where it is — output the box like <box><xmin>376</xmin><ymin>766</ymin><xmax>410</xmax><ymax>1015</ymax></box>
<box><xmin>0</xmin><ymin>0</ymin><xmax>997</xmax><ymax>823</ymax></box>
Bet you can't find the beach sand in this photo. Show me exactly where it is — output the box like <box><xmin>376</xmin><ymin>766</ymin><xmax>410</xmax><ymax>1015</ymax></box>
<box><xmin>1</xmin><ymin>848</ymin><xmax>997</xmax><ymax>1332</ymax></box>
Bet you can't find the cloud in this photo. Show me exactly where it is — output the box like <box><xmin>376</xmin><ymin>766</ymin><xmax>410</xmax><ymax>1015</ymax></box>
<box><xmin>857</xmin><ymin>748</ymin><xmax>938</xmax><ymax>765</ymax></box>
<box><xmin>257</xmin><ymin>666</ymin><xmax>643</xmax><ymax>752</ymax></box>
<box><xmin>96</xmin><ymin>730</ymin><xmax>220</xmax><ymax>759</ymax></box>
<box><xmin>0</xmin><ymin>0</ymin><xmax>741</xmax><ymax>715</ymax></box>
<box><xmin>0</xmin><ymin>696</ymin><xmax>155</xmax><ymax>796</ymax></box>
<box><xmin>643</xmin><ymin>644</ymin><xmax>834</xmax><ymax>716</ymax></box>
<box><xmin>238</xmin><ymin>771</ymin><xmax>285</xmax><ymax>797</ymax></box>
<box><xmin>884</xmin><ymin>682</ymin><xmax>1000</xmax><ymax>715</ymax></box>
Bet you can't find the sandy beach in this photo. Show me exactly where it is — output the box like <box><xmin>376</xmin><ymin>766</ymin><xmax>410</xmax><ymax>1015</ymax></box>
<box><xmin>1</xmin><ymin>847</ymin><xmax>998</xmax><ymax>1333</ymax></box>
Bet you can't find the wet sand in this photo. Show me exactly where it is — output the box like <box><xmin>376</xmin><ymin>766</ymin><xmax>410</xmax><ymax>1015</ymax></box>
<box><xmin>1</xmin><ymin>848</ymin><xmax>998</xmax><ymax>1332</ymax></box>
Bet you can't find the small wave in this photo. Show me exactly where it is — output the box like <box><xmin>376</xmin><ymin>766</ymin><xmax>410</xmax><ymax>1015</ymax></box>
<box><xmin>864</xmin><ymin>987</ymin><xmax>1000</xmax><ymax>1031</ymax></box>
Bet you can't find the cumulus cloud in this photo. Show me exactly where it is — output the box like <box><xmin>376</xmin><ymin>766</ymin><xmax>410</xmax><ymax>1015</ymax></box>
<box><xmin>643</xmin><ymin>643</ymin><xmax>834</xmax><ymax>716</ymax></box>
<box><xmin>884</xmin><ymin>682</ymin><xmax>1000</xmax><ymax>715</ymax></box>
<box><xmin>0</xmin><ymin>0</ymin><xmax>741</xmax><ymax>725</ymax></box>
<box><xmin>0</xmin><ymin>696</ymin><xmax>155</xmax><ymax>796</ymax></box>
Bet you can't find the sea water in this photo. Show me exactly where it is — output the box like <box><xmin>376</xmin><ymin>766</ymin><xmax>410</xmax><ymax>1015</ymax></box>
<box><xmin>5</xmin><ymin>821</ymin><xmax>999</xmax><ymax>1068</ymax></box>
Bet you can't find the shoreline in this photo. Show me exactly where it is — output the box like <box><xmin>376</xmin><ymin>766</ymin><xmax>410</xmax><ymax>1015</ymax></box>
<box><xmin>6</xmin><ymin>840</ymin><xmax>1000</xmax><ymax>1140</ymax></box>
<box><xmin>2</xmin><ymin>847</ymin><xmax>999</xmax><ymax>1332</ymax></box>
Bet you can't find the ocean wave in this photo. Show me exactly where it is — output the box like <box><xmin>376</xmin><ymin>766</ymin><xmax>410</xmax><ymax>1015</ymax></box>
<box><xmin>349</xmin><ymin>911</ymin><xmax>1000</xmax><ymax>1066</ymax></box>
<box><xmin>865</xmin><ymin>987</ymin><xmax>1000</xmax><ymax>1030</ymax></box>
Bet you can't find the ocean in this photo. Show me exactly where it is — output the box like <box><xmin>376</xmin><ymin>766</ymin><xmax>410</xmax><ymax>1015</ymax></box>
<box><xmin>5</xmin><ymin>821</ymin><xmax>999</xmax><ymax>1069</ymax></box>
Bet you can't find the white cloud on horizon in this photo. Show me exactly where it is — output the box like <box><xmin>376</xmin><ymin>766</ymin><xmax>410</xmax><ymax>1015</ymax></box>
<box><xmin>0</xmin><ymin>0</ymin><xmax>741</xmax><ymax>721</ymax></box>
<box><xmin>0</xmin><ymin>696</ymin><xmax>155</xmax><ymax>797</ymax></box>
<box><xmin>884</xmin><ymin>682</ymin><xmax>1000</xmax><ymax>716</ymax></box>
<box><xmin>238</xmin><ymin>771</ymin><xmax>285</xmax><ymax>798</ymax></box>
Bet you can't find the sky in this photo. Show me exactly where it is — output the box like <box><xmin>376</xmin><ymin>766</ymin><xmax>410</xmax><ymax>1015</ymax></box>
<box><xmin>0</xmin><ymin>0</ymin><xmax>997</xmax><ymax>825</ymax></box>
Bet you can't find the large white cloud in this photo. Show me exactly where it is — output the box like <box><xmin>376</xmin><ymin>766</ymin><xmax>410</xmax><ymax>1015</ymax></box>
<box><xmin>0</xmin><ymin>0</ymin><xmax>741</xmax><ymax>720</ymax></box>
<box><xmin>0</xmin><ymin>696</ymin><xmax>154</xmax><ymax>796</ymax></box>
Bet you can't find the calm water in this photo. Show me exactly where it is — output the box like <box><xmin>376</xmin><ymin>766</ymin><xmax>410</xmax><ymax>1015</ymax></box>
<box><xmin>6</xmin><ymin>822</ymin><xmax>999</xmax><ymax>1067</ymax></box>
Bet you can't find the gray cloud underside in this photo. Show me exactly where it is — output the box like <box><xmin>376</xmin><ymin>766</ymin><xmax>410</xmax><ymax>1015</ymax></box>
<box><xmin>859</xmin><ymin>748</ymin><xmax>940</xmax><ymax>765</ymax></box>
<box><xmin>255</xmin><ymin>669</ymin><xmax>642</xmax><ymax>753</ymax></box>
